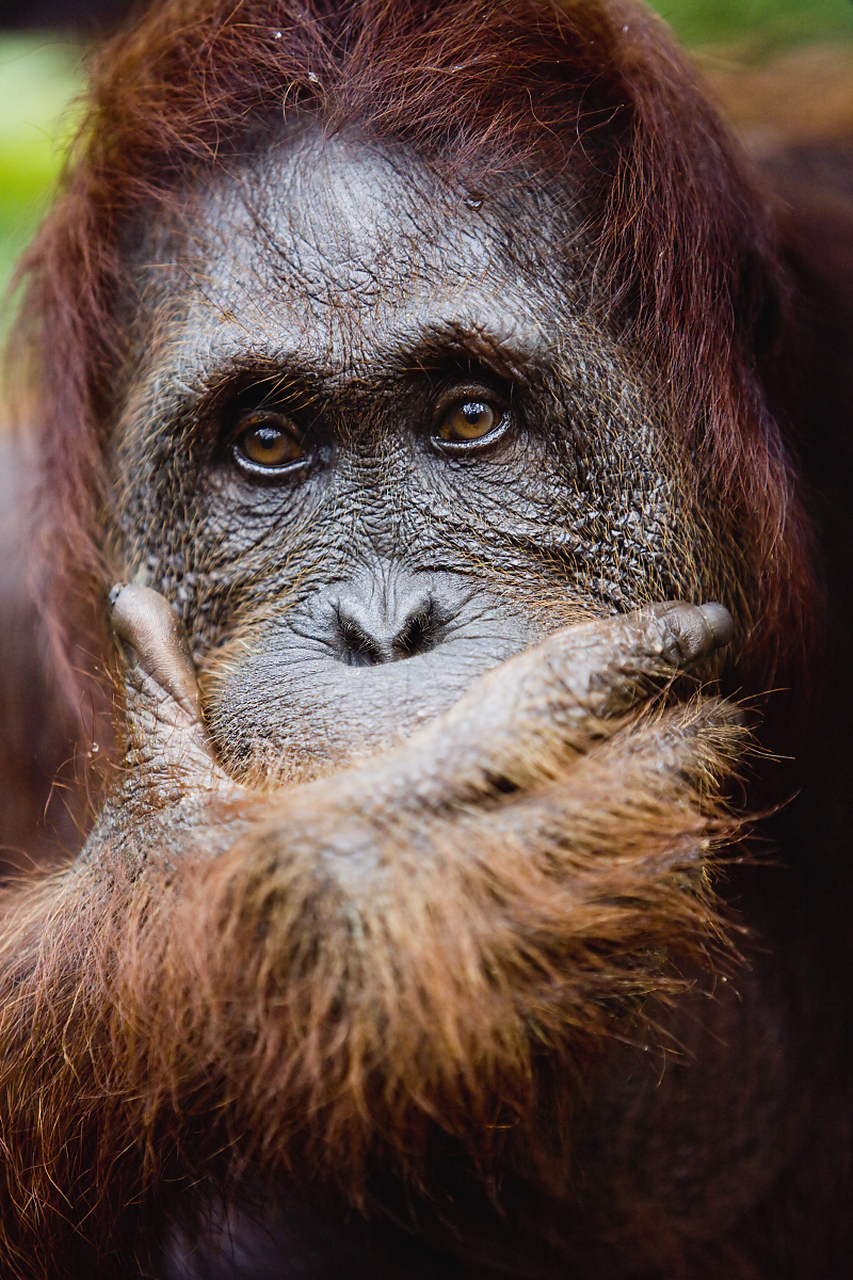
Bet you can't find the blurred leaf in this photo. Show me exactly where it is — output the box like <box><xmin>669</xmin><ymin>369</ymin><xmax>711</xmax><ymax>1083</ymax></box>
<box><xmin>0</xmin><ymin>34</ymin><xmax>82</xmax><ymax>310</ymax></box>
<box><xmin>655</xmin><ymin>0</ymin><xmax>853</xmax><ymax>51</ymax></box>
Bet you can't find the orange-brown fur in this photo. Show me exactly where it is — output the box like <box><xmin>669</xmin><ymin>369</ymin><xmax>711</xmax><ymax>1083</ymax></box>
<box><xmin>0</xmin><ymin>3</ymin><xmax>850</xmax><ymax>1278</ymax></box>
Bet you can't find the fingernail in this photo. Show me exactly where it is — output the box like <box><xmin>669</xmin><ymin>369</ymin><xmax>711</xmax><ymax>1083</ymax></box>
<box><xmin>698</xmin><ymin>602</ymin><xmax>734</xmax><ymax>649</ymax></box>
<box><xmin>663</xmin><ymin>603</ymin><xmax>732</xmax><ymax>664</ymax></box>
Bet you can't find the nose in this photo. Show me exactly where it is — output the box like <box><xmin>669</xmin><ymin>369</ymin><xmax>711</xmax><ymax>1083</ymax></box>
<box><xmin>329</xmin><ymin>571</ymin><xmax>454</xmax><ymax>666</ymax></box>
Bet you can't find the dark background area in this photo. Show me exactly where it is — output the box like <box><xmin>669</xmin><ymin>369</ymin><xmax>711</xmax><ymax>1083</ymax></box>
<box><xmin>0</xmin><ymin>0</ymin><xmax>128</xmax><ymax>29</ymax></box>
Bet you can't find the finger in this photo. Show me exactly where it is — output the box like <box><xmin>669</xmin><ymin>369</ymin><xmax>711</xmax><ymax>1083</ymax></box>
<box><xmin>537</xmin><ymin>600</ymin><xmax>733</xmax><ymax>723</ymax></box>
<box><xmin>442</xmin><ymin>599</ymin><xmax>733</xmax><ymax>760</ymax></box>
<box><xmin>110</xmin><ymin>583</ymin><xmax>221</xmax><ymax>779</ymax></box>
<box><xmin>309</xmin><ymin>602</ymin><xmax>735</xmax><ymax>817</ymax></box>
<box><xmin>655</xmin><ymin>601</ymin><xmax>734</xmax><ymax>666</ymax></box>
<box><xmin>110</xmin><ymin>583</ymin><xmax>201</xmax><ymax>718</ymax></box>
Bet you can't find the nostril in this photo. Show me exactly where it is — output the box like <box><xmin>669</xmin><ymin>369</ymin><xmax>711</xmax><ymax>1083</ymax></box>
<box><xmin>332</xmin><ymin>596</ymin><xmax>448</xmax><ymax>665</ymax></box>
<box><xmin>337</xmin><ymin>616</ymin><xmax>385</xmax><ymax>667</ymax></box>
<box><xmin>393</xmin><ymin>605</ymin><xmax>440</xmax><ymax>659</ymax></box>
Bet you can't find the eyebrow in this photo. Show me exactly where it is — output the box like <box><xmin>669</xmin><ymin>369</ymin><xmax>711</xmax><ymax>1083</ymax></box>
<box><xmin>119</xmin><ymin>313</ymin><xmax>551</xmax><ymax>463</ymax></box>
<box><xmin>393</xmin><ymin>317</ymin><xmax>543</xmax><ymax>381</ymax></box>
<box><xmin>126</xmin><ymin>275</ymin><xmax>553</xmax><ymax>444</ymax></box>
<box><xmin>155</xmin><ymin>309</ymin><xmax>543</xmax><ymax>406</ymax></box>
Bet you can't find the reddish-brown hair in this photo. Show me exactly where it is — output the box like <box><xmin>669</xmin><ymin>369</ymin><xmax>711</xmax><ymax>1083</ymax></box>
<box><xmin>16</xmin><ymin>0</ymin><xmax>814</xmax><ymax>724</ymax></box>
<box><xmin>0</xmin><ymin>7</ymin><xmax>827</xmax><ymax>1270</ymax></box>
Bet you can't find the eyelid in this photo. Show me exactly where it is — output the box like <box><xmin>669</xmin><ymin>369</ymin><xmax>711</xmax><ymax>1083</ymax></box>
<box><xmin>431</xmin><ymin>377</ymin><xmax>508</xmax><ymax>415</ymax></box>
<box><xmin>236</xmin><ymin>408</ymin><xmax>300</xmax><ymax>435</ymax></box>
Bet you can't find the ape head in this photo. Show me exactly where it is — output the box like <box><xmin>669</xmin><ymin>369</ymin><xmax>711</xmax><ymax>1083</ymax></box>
<box><xmin>2</xmin><ymin>0</ymin><xmax>819</xmax><ymax>1272</ymax></box>
<box><xmin>24</xmin><ymin>0</ymin><xmax>808</xmax><ymax>769</ymax></box>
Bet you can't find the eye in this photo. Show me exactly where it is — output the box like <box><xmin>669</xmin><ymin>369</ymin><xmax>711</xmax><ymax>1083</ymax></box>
<box><xmin>434</xmin><ymin>397</ymin><xmax>509</xmax><ymax>453</ymax></box>
<box><xmin>232</xmin><ymin>413</ymin><xmax>307</xmax><ymax>478</ymax></box>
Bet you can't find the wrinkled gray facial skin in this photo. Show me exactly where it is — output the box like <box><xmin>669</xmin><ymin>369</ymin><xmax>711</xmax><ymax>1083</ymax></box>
<box><xmin>109</xmin><ymin>124</ymin><xmax>704</xmax><ymax>782</ymax></box>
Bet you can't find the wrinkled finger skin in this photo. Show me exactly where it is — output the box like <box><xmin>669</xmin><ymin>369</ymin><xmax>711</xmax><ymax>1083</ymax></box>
<box><xmin>99</xmin><ymin>587</ymin><xmax>740</xmax><ymax>857</ymax></box>
<box><xmin>2</xmin><ymin>0</ymin><xmax>842</xmax><ymax>1276</ymax></box>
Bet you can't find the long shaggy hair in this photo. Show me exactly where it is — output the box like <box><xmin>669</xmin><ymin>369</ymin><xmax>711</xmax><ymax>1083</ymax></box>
<box><xmin>0</xmin><ymin>689</ymin><xmax>745</xmax><ymax>1275</ymax></box>
<box><xmin>15</xmin><ymin>0</ymin><xmax>813</xmax><ymax>718</ymax></box>
<box><xmin>0</xmin><ymin>1</ymin><xmax>819</xmax><ymax>1276</ymax></box>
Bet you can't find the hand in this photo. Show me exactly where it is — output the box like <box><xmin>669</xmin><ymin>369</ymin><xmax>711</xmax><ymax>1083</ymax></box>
<box><xmin>64</xmin><ymin>586</ymin><xmax>749</xmax><ymax>1204</ymax></box>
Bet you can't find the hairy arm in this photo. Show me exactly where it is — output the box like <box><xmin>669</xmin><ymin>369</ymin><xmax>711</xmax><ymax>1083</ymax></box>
<box><xmin>0</xmin><ymin>587</ymin><xmax>743</xmax><ymax>1280</ymax></box>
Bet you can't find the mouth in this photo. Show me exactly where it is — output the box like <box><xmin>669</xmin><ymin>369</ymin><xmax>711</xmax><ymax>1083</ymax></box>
<box><xmin>198</xmin><ymin>617</ymin><xmax>539</xmax><ymax>784</ymax></box>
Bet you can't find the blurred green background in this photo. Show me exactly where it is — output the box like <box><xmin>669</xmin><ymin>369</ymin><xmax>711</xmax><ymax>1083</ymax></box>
<box><xmin>0</xmin><ymin>33</ymin><xmax>80</xmax><ymax>306</ymax></box>
<box><xmin>0</xmin><ymin>0</ymin><xmax>852</xmax><ymax>298</ymax></box>
<box><xmin>656</xmin><ymin>0</ymin><xmax>853</xmax><ymax>47</ymax></box>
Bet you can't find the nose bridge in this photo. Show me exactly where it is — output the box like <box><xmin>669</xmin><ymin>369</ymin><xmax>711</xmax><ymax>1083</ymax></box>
<box><xmin>331</xmin><ymin>435</ymin><xmax>417</xmax><ymax>557</ymax></box>
<box><xmin>372</xmin><ymin>559</ymin><xmax>423</xmax><ymax>633</ymax></box>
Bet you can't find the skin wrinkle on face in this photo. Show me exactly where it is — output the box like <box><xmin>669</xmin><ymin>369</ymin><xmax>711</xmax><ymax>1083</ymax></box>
<box><xmin>107</xmin><ymin>127</ymin><xmax>708</xmax><ymax>780</ymax></box>
<box><xmin>2</xmin><ymin>0</ymin><xmax>836</xmax><ymax>1269</ymax></box>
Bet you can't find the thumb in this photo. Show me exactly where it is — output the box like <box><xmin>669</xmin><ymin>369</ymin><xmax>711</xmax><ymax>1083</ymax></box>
<box><xmin>110</xmin><ymin>583</ymin><xmax>225</xmax><ymax>786</ymax></box>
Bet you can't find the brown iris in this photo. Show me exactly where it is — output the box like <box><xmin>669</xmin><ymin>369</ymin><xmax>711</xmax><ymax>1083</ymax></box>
<box><xmin>438</xmin><ymin>399</ymin><xmax>500</xmax><ymax>444</ymax></box>
<box><xmin>234</xmin><ymin>414</ymin><xmax>304</xmax><ymax>471</ymax></box>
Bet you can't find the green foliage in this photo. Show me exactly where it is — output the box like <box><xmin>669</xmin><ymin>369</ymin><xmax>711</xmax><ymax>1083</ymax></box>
<box><xmin>657</xmin><ymin>0</ymin><xmax>853</xmax><ymax>50</ymax></box>
<box><xmin>0</xmin><ymin>35</ymin><xmax>81</xmax><ymax>306</ymax></box>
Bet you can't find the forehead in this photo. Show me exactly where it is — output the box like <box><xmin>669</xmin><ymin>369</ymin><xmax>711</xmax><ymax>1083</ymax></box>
<box><xmin>141</xmin><ymin>126</ymin><xmax>557</xmax><ymax>380</ymax></box>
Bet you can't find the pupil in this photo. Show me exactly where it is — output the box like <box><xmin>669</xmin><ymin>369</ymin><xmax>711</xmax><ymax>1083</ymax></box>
<box><xmin>253</xmin><ymin>426</ymin><xmax>281</xmax><ymax>451</ymax></box>
<box><xmin>464</xmin><ymin>403</ymin><xmax>485</xmax><ymax>423</ymax></box>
